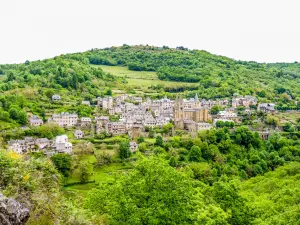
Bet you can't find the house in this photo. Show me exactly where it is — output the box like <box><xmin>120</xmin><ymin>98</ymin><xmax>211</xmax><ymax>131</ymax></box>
<box><xmin>196</xmin><ymin>122</ymin><xmax>213</xmax><ymax>131</ymax></box>
<box><xmin>52</xmin><ymin>95</ymin><xmax>61</xmax><ymax>101</ymax></box>
<box><xmin>29</xmin><ymin>115</ymin><xmax>43</xmax><ymax>126</ymax></box>
<box><xmin>107</xmin><ymin>122</ymin><xmax>127</xmax><ymax>135</ymax></box>
<box><xmin>8</xmin><ymin>140</ymin><xmax>27</xmax><ymax>154</ymax></box>
<box><xmin>53</xmin><ymin>135</ymin><xmax>72</xmax><ymax>154</ymax></box>
<box><xmin>257</xmin><ymin>103</ymin><xmax>276</xmax><ymax>113</ymax></box>
<box><xmin>130</xmin><ymin>141</ymin><xmax>138</xmax><ymax>153</ymax></box>
<box><xmin>97</xmin><ymin>96</ymin><xmax>113</xmax><ymax>110</ymax></box>
<box><xmin>74</xmin><ymin>130</ymin><xmax>84</xmax><ymax>139</ymax></box>
<box><xmin>80</xmin><ymin>117</ymin><xmax>92</xmax><ymax>128</ymax></box>
<box><xmin>232</xmin><ymin>96</ymin><xmax>257</xmax><ymax>108</ymax></box>
<box><xmin>217</xmin><ymin>111</ymin><xmax>238</xmax><ymax>122</ymax></box>
<box><xmin>8</xmin><ymin>137</ymin><xmax>37</xmax><ymax>154</ymax></box>
<box><xmin>35</xmin><ymin>138</ymin><xmax>50</xmax><ymax>150</ymax></box>
<box><xmin>49</xmin><ymin>112</ymin><xmax>78</xmax><ymax>127</ymax></box>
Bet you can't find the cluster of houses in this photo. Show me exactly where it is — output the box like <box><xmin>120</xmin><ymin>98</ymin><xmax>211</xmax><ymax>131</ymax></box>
<box><xmin>7</xmin><ymin>93</ymin><xmax>277</xmax><ymax>155</ymax></box>
<box><xmin>8</xmin><ymin>135</ymin><xmax>72</xmax><ymax>155</ymax></box>
<box><xmin>31</xmin><ymin>94</ymin><xmax>276</xmax><ymax>136</ymax></box>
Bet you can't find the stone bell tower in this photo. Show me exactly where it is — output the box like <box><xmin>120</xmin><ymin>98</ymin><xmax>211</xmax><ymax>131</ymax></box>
<box><xmin>173</xmin><ymin>95</ymin><xmax>184</xmax><ymax>129</ymax></box>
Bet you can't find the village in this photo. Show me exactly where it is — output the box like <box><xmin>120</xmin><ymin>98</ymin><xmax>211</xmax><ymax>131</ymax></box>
<box><xmin>7</xmin><ymin>93</ymin><xmax>277</xmax><ymax>155</ymax></box>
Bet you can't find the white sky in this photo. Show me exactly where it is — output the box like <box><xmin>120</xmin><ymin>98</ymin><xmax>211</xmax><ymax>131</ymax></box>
<box><xmin>0</xmin><ymin>0</ymin><xmax>299</xmax><ymax>64</ymax></box>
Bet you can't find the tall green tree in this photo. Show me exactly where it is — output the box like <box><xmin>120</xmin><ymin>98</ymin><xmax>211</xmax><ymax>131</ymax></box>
<box><xmin>119</xmin><ymin>141</ymin><xmax>131</xmax><ymax>159</ymax></box>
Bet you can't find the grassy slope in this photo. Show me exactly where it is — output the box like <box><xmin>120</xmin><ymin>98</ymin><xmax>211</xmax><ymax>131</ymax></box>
<box><xmin>98</xmin><ymin>65</ymin><xmax>197</xmax><ymax>87</ymax></box>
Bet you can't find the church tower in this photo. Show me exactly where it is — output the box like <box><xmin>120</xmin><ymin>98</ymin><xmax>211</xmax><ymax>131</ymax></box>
<box><xmin>194</xmin><ymin>93</ymin><xmax>201</xmax><ymax>108</ymax></box>
<box><xmin>173</xmin><ymin>95</ymin><xmax>184</xmax><ymax>129</ymax></box>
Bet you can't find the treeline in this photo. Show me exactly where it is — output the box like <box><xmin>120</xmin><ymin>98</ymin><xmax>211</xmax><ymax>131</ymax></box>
<box><xmin>0</xmin><ymin>56</ymin><xmax>118</xmax><ymax>96</ymax></box>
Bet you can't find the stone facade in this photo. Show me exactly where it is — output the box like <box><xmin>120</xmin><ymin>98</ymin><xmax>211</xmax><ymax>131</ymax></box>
<box><xmin>29</xmin><ymin>115</ymin><xmax>43</xmax><ymax>127</ymax></box>
<box><xmin>174</xmin><ymin>95</ymin><xmax>210</xmax><ymax>129</ymax></box>
<box><xmin>49</xmin><ymin>112</ymin><xmax>78</xmax><ymax>127</ymax></box>
<box><xmin>232</xmin><ymin>96</ymin><xmax>257</xmax><ymax>108</ymax></box>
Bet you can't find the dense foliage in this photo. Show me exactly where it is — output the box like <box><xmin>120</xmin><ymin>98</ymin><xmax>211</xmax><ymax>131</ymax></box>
<box><xmin>81</xmin><ymin>45</ymin><xmax>300</xmax><ymax>101</ymax></box>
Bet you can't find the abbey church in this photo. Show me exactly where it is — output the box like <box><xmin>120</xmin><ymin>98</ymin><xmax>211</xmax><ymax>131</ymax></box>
<box><xmin>173</xmin><ymin>94</ymin><xmax>210</xmax><ymax>129</ymax></box>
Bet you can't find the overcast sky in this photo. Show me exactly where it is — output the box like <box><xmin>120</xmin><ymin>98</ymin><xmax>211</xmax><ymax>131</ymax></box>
<box><xmin>0</xmin><ymin>0</ymin><xmax>299</xmax><ymax>64</ymax></box>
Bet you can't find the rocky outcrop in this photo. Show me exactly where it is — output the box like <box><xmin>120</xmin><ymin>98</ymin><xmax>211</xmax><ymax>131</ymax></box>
<box><xmin>0</xmin><ymin>193</ymin><xmax>30</xmax><ymax>225</ymax></box>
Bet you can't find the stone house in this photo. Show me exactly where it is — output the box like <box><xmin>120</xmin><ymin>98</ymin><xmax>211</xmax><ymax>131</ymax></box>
<box><xmin>257</xmin><ymin>103</ymin><xmax>276</xmax><ymax>113</ymax></box>
<box><xmin>80</xmin><ymin>117</ymin><xmax>92</xmax><ymax>128</ymax></box>
<box><xmin>52</xmin><ymin>135</ymin><xmax>72</xmax><ymax>154</ymax></box>
<box><xmin>216</xmin><ymin>111</ymin><xmax>238</xmax><ymax>122</ymax></box>
<box><xmin>130</xmin><ymin>141</ymin><xmax>138</xmax><ymax>153</ymax></box>
<box><xmin>35</xmin><ymin>138</ymin><xmax>50</xmax><ymax>150</ymax></box>
<box><xmin>232</xmin><ymin>96</ymin><xmax>257</xmax><ymax>108</ymax></box>
<box><xmin>97</xmin><ymin>96</ymin><xmax>113</xmax><ymax>110</ymax></box>
<box><xmin>74</xmin><ymin>130</ymin><xmax>84</xmax><ymax>139</ymax></box>
<box><xmin>49</xmin><ymin>112</ymin><xmax>78</xmax><ymax>127</ymax></box>
<box><xmin>107</xmin><ymin>122</ymin><xmax>127</xmax><ymax>135</ymax></box>
<box><xmin>29</xmin><ymin>115</ymin><xmax>44</xmax><ymax>127</ymax></box>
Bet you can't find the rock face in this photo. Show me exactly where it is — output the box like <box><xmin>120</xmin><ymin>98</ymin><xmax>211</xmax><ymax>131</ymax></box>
<box><xmin>0</xmin><ymin>193</ymin><xmax>30</xmax><ymax>225</ymax></box>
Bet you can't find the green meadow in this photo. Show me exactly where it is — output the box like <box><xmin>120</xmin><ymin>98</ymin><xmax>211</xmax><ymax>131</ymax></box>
<box><xmin>98</xmin><ymin>65</ymin><xmax>197</xmax><ymax>87</ymax></box>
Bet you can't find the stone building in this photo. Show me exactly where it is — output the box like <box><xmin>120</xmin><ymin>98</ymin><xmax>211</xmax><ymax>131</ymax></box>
<box><xmin>74</xmin><ymin>130</ymin><xmax>84</xmax><ymax>139</ymax></box>
<box><xmin>52</xmin><ymin>135</ymin><xmax>72</xmax><ymax>154</ymax></box>
<box><xmin>130</xmin><ymin>141</ymin><xmax>139</xmax><ymax>153</ymax></box>
<box><xmin>257</xmin><ymin>103</ymin><xmax>276</xmax><ymax>113</ymax></box>
<box><xmin>80</xmin><ymin>117</ymin><xmax>92</xmax><ymax>128</ymax></box>
<box><xmin>97</xmin><ymin>96</ymin><xmax>113</xmax><ymax>110</ymax></box>
<box><xmin>106</xmin><ymin>122</ymin><xmax>127</xmax><ymax>135</ymax></box>
<box><xmin>216</xmin><ymin>110</ymin><xmax>238</xmax><ymax>122</ymax></box>
<box><xmin>232</xmin><ymin>96</ymin><xmax>257</xmax><ymax>108</ymax></box>
<box><xmin>173</xmin><ymin>95</ymin><xmax>209</xmax><ymax>129</ymax></box>
<box><xmin>29</xmin><ymin>115</ymin><xmax>44</xmax><ymax>126</ymax></box>
<box><xmin>49</xmin><ymin>112</ymin><xmax>78</xmax><ymax>127</ymax></box>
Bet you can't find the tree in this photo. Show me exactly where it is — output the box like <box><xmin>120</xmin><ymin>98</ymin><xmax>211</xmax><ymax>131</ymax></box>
<box><xmin>79</xmin><ymin>162</ymin><xmax>90</xmax><ymax>183</ymax></box>
<box><xmin>85</xmin><ymin>156</ymin><xmax>227</xmax><ymax>225</ymax></box>
<box><xmin>137</xmin><ymin>136</ymin><xmax>145</xmax><ymax>143</ymax></box>
<box><xmin>119</xmin><ymin>141</ymin><xmax>131</xmax><ymax>159</ymax></box>
<box><xmin>212</xmin><ymin>181</ymin><xmax>254</xmax><ymax>225</ymax></box>
<box><xmin>138</xmin><ymin>142</ymin><xmax>147</xmax><ymax>152</ymax></box>
<box><xmin>211</xmin><ymin>105</ymin><xmax>222</xmax><ymax>115</ymax></box>
<box><xmin>95</xmin><ymin>151</ymin><xmax>112</xmax><ymax>166</ymax></box>
<box><xmin>148</xmin><ymin>129</ymin><xmax>155</xmax><ymax>138</ymax></box>
<box><xmin>283</xmin><ymin>123</ymin><xmax>293</xmax><ymax>132</ymax></box>
<box><xmin>51</xmin><ymin>153</ymin><xmax>72</xmax><ymax>177</ymax></box>
<box><xmin>189</xmin><ymin>145</ymin><xmax>202</xmax><ymax>162</ymax></box>
<box><xmin>155</xmin><ymin>135</ymin><xmax>163</xmax><ymax>147</ymax></box>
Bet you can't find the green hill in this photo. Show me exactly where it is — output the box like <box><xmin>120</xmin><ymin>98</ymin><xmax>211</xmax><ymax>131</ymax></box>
<box><xmin>1</xmin><ymin>45</ymin><xmax>299</xmax><ymax>101</ymax></box>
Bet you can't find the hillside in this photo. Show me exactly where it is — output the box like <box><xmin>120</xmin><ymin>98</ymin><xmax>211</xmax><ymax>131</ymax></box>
<box><xmin>1</xmin><ymin>45</ymin><xmax>299</xmax><ymax>102</ymax></box>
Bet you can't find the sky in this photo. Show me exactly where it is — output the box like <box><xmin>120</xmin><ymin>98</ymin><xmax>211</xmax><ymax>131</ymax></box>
<box><xmin>0</xmin><ymin>0</ymin><xmax>299</xmax><ymax>64</ymax></box>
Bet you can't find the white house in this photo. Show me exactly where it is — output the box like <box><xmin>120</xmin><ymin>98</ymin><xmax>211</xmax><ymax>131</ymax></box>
<box><xmin>52</xmin><ymin>95</ymin><xmax>61</xmax><ymax>101</ymax></box>
<box><xmin>53</xmin><ymin>135</ymin><xmax>72</xmax><ymax>154</ymax></box>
